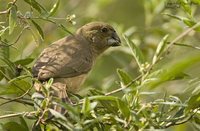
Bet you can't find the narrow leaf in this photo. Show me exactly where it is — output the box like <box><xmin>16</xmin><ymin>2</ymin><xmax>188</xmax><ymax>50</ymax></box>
<box><xmin>0</xmin><ymin>67</ymin><xmax>5</xmax><ymax>81</ymax></box>
<box><xmin>3</xmin><ymin>122</ymin><xmax>26</xmax><ymax>131</ymax></box>
<box><xmin>31</xmin><ymin>20</ymin><xmax>44</xmax><ymax>40</ymax></box>
<box><xmin>49</xmin><ymin>109</ymin><xmax>67</xmax><ymax>121</ymax></box>
<box><xmin>14</xmin><ymin>58</ymin><xmax>34</xmax><ymax>65</ymax></box>
<box><xmin>163</xmin><ymin>13</ymin><xmax>183</xmax><ymax>21</ymax></box>
<box><xmin>81</xmin><ymin>97</ymin><xmax>91</xmax><ymax>116</ymax></box>
<box><xmin>0</xmin><ymin>78</ymin><xmax>31</xmax><ymax>95</ymax></box>
<box><xmin>187</xmin><ymin>92</ymin><xmax>200</xmax><ymax>111</ymax></box>
<box><xmin>0</xmin><ymin>57</ymin><xmax>16</xmax><ymax>75</ymax></box>
<box><xmin>178</xmin><ymin>0</ymin><xmax>191</xmax><ymax>15</ymax></box>
<box><xmin>142</xmin><ymin>53</ymin><xmax>200</xmax><ymax>89</ymax></box>
<box><xmin>49</xmin><ymin>0</ymin><xmax>60</xmax><ymax>16</ymax></box>
<box><xmin>46</xmin><ymin>78</ymin><xmax>53</xmax><ymax>89</ymax></box>
<box><xmin>152</xmin><ymin>34</ymin><xmax>169</xmax><ymax>64</ymax></box>
<box><xmin>123</xmin><ymin>35</ymin><xmax>145</xmax><ymax>70</ymax></box>
<box><xmin>192</xmin><ymin>0</ymin><xmax>200</xmax><ymax>5</ymax></box>
<box><xmin>59</xmin><ymin>24</ymin><xmax>73</xmax><ymax>35</ymax></box>
<box><xmin>88</xmin><ymin>95</ymin><xmax>117</xmax><ymax>101</ymax></box>
<box><xmin>0</xmin><ymin>27</ymin><xmax>9</xmax><ymax>37</ymax></box>
<box><xmin>117</xmin><ymin>99</ymin><xmax>130</xmax><ymax>118</ymax></box>
<box><xmin>164</xmin><ymin>13</ymin><xmax>200</xmax><ymax>31</ymax></box>
<box><xmin>24</xmin><ymin>0</ymin><xmax>41</xmax><ymax>13</ymax></box>
<box><xmin>117</xmin><ymin>68</ymin><xmax>132</xmax><ymax>85</ymax></box>
<box><xmin>9</xmin><ymin>5</ymin><xmax>17</xmax><ymax>34</ymax></box>
<box><xmin>19</xmin><ymin>117</ymin><xmax>29</xmax><ymax>131</ymax></box>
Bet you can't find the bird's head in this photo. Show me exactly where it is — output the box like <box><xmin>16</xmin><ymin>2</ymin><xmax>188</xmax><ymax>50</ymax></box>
<box><xmin>76</xmin><ymin>22</ymin><xmax>121</xmax><ymax>54</ymax></box>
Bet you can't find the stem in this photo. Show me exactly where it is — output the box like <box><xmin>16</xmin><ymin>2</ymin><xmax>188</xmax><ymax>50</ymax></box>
<box><xmin>0</xmin><ymin>86</ymin><xmax>33</xmax><ymax>106</ymax></box>
<box><xmin>105</xmin><ymin>74</ymin><xmax>142</xmax><ymax>96</ymax></box>
<box><xmin>0</xmin><ymin>111</ymin><xmax>36</xmax><ymax>119</ymax></box>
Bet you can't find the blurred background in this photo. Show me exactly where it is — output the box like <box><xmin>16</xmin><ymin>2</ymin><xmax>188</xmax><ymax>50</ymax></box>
<box><xmin>0</xmin><ymin>0</ymin><xmax>200</xmax><ymax>130</ymax></box>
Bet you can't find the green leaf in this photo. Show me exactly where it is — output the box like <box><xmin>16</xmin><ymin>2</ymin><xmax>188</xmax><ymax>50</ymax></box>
<box><xmin>117</xmin><ymin>68</ymin><xmax>132</xmax><ymax>85</ymax></box>
<box><xmin>3</xmin><ymin>122</ymin><xmax>26</xmax><ymax>131</ymax></box>
<box><xmin>0</xmin><ymin>56</ymin><xmax>16</xmax><ymax>75</ymax></box>
<box><xmin>100</xmin><ymin>101</ymin><xmax>118</xmax><ymax>114</ymax></box>
<box><xmin>19</xmin><ymin>117</ymin><xmax>29</xmax><ymax>131</ymax></box>
<box><xmin>0</xmin><ymin>67</ymin><xmax>5</xmax><ymax>81</ymax></box>
<box><xmin>142</xmin><ymin>53</ymin><xmax>200</xmax><ymax>89</ymax></box>
<box><xmin>14</xmin><ymin>58</ymin><xmax>34</xmax><ymax>65</ymax></box>
<box><xmin>152</xmin><ymin>34</ymin><xmax>169</xmax><ymax>64</ymax></box>
<box><xmin>9</xmin><ymin>5</ymin><xmax>17</xmax><ymax>34</ymax></box>
<box><xmin>0</xmin><ymin>40</ymin><xmax>10</xmax><ymax>59</ymax></box>
<box><xmin>81</xmin><ymin>97</ymin><xmax>91</xmax><ymax>116</ymax></box>
<box><xmin>117</xmin><ymin>99</ymin><xmax>130</xmax><ymax>118</ymax></box>
<box><xmin>31</xmin><ymin>20</ymin><xmax>44</xmax><ymax>40</ymax></box>
<box><xmin>59</xmin><ymin>24</ymin><xmax>73</xmax><ymax>35</ymax></box>
<box><xmin>0</xmin><ymin>76</ymin><xmax>31</xmax><ymax>95</ymax></box>
<box><xmin>60</xmin><ymin>102</ymin><xmax>79</xmax><ymax>116</ymax></box>
<box><xmin>88</xmin><ymin>95</ymin><xmax>117</xmax><ymax>101</ymax></box>
<box><xmin>163</xmin><ymin>13</ymin><xmax>182</xmax><ymax>21</ymax></box>
<box><xmin>49</xmin><ymin>0</ymin><xmax>60</xmax><ymax>16</ymax></box>
<box><xmin>192</xmin><ymin>0</ymin><xmax>200</xmax><ymax>5</ymax></box>
<box><xmin>89</xmin><ymin>88</ymin><xmax>104</xmax><ymax>95</ymax></box>
<box><xmin>24</xmin><ymin>0</ymin><xmax>41</xmax><ymax>13</ymax></box>
<box><xmin>32</xmin><ymin>92</ymin><xmax>45</xmax><ymax>99</ymax></box>
<box><xmin>187</xmin><ymin>92</ymin><xmax>200</xmax><ymax>111</ymax></box>
<box><xmin>163</xmin><ymin>13</ymin><xmax>200</xmax><ymax>31</ymax></box>
<box><xmin>49</xmin><ymin>109</ymin><xmax>67</xmax><ymax>121</ymax></box>
<box><xmin>178</xmin><ymin>0</ymin><xmax>191</xmax><ymax>15</ymax></box>
<box><xmin>123</xmin><ymin>35</ymin><xmax>145</xmax><ymax>71</ymax></box>
<box><xmin>0</xmin><ymin>27</ymin><xmax>9</xmax><ymax>37</ymax></box>
<box><xmin>182</xmin><ymin>19</ymin><xmax>200</xmax><ymax>32</ymax></box>
<box><xmin>46</xmin><ymin>78</ymin><xmax>53</xmax><ymax>89</ymax></box>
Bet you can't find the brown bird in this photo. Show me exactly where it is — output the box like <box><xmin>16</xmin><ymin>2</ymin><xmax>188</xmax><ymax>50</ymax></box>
<box><xmin>32</xmin><ymin>22</ymin><xmax>121</xmax><ymax>111</ymax></box>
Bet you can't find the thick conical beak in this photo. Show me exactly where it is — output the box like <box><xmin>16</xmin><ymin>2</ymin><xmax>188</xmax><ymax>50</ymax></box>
<box><xmin>107</xmin><ymin>33</ymin><xmax>121</xmax><ymax>47</ymax></box>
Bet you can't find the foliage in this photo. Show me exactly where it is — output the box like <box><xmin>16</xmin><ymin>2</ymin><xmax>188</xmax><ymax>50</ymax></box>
<box><xmin>0</xmin><ymin>0</ymin><xmax>200</xmax><ymax>130</ymax></box>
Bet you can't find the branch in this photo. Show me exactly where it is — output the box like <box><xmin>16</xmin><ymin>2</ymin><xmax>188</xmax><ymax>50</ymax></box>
<box><xmin>105</xmin><ymin>74</ymin><xmax>142</xmax><ymax>96</ymax></box>
<box><xmin>144</xmin><ymin>21</ymin><xmax>200</xmax><ymax>79</ymax></box>
<box><xmin>0</xmin><ymin>96</ymin><xmax>33</xmax><ymax>106</ymax></box>
<box><xmin>0</xmin><ymin>0</ymin><xmax>18</xmax><ymax>15</ymax></box>
<box><xmin>0</xmin><ymin>9</ymin><xmax>9</xmax><ymax>15</ymax></box>
<box><xmin>0</xmin><ymin>111</ymin><xmax>36</xmax><ymax>119</ymax></box>
<box><xmin>0</xmin><ymin>85</ymin><xmax>33</xmax><ymax>107</ymax></box>
<box><xmin>170</xmin><ymin>42</ymin><xmax>200</xmax><ymax>50</ymax></box>
<box><xmin>106</xmin><ymin>22</ymin><xmax>200</xmax><ymax>96</ymax></box>
<box><xmin>164</xmin><ymin>112</ymin><xmax>197</xmax><ymax>128</ymax></box>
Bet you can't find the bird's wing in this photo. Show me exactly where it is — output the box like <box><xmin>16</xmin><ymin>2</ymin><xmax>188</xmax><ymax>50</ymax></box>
<box><xmin>32</xmin><ymin>36</ymin><xmax>93</xmax><ymax>81</ymax></box>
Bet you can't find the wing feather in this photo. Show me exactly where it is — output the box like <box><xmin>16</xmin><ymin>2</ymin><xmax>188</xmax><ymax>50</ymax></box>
<box><xmin>32</xmin><ymin>35</ymin><xmax>93</xmax><ymax>81</ymax></box>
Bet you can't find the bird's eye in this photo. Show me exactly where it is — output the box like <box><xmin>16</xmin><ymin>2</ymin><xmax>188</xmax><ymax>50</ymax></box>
<box><xmin>101</xmin><ymin>27</ymin><xmax>108</xmax><ymax>33</ymax></box>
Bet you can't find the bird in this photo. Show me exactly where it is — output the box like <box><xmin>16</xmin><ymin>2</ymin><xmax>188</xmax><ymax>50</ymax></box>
<box><xmin>32</xmin><ymin>22</ymin><xmax>121</xmax><ymax>112</ymax></box>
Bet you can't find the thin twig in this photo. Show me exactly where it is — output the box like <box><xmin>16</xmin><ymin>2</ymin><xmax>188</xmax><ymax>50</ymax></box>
<box><xmin>10</xmin><ymin>26</ymin><xmax>30</xmax><ymax>46</ymax></box>
<box><xmin>106</xmin><ymin>21</ymin><xmax>200</xmax><ymax>96</ymax></box>
<box><xmin>0</xmin><ymin>85</ymin><xmax>33</xmax><ymax>106</ymax></box>
<box><xmin>146</xmin><ymin>21</ymin><xmax>200</xmax><ymax>77</ymax></box>
<box><xmin>36</xmin><ymin>109</ymin><xmax>48</xmax><ymax>125</ymax></box>
<box><xmin>170</xmin><ymin>42</ymin><xmax>200</xmax><ymax>50</ymax></box>
<box><xmin>0</xmin><ymin>0</ymin><xmax>18</xmax><ymax>15</ymax></box>
<box><xmin>105</xmin><ymin>74</ymin><xmax>142</xmax><ymax>96</ymax></box>
<box><xmin>0</xmin><ymin>111</ymin><xmax>36</xmax><ymax>119</ymax></box>
<box><xmin>163</xmin><ymin>109</ymin><xmax>198</xmax><ymax>128</ymax></box>
<box><xmin>30</xmin><ymin>17</ymin><xmax>74</xmax><ymax>35</ymax></box>
<box><xmin>0</xmin><ymin>26</ymin><xmax>29</xmax><ymax>49</ymax></box>
<box><xmin>0</xmin><ymin>9</ymin><xmax>9</xmax><ymax>15</ymax></box>
<box><xmin>0</xmin><ymin>96</ymin><xmax>33</xmax><ymax>106</ymax></box>
<box><xmin>167</xmin><ymin>22</ymin><xmax>200</xmax><ymax>51</ymax></box>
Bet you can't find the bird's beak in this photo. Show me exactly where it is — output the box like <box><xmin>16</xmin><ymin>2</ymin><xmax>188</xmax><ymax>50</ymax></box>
<box><xmin>107</xmin><ymin>33</ymin><xmax>121</xmax><ymax>47</ymax></box>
